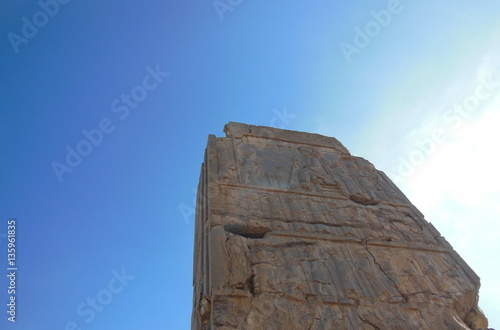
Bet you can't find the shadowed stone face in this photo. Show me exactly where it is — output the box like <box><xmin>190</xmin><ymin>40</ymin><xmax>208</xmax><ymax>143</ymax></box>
<box><xmin>191</xmin><ymin>122</ymin><xmax>488</xmax><ymax>330</ymax></box>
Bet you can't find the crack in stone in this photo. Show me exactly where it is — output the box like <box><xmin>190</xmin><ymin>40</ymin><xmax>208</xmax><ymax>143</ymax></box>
<box><xmin>364</xmin><ymin>241</ymin><xmax>407</xmax><ymax>302</ymax></box>
<box><xmin>224</xmin><ymin>234</ymin><xmax>234</xmax><ymax>286</ymax></box>
<box><xmin>357</xmin><ymin>313</ymin><xmax>381</xmax><ymax>330</ymax></box>
<box><xmin>247</xmin><ymin>272</ymin><xmax>255</xmax><ymax>296</ymax></box>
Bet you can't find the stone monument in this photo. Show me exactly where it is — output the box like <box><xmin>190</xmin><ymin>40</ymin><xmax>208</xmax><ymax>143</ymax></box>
<box><xmin>191</xmin><ymin>122</ymin><xmax>488</xmax><ymax>329</ymax></box>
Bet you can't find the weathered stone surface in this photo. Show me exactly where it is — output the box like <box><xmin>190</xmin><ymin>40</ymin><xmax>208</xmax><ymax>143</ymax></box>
<box><xmin>192</xmin><ymin>122</ymin><xmax>489</xmax><ymax>329</ymax></box>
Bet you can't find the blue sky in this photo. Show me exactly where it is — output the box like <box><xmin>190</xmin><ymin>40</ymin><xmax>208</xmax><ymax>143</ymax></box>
<box><xmin>1</xmin><ymin>1</ymin><xmax>499</xmax><ymax>329</ymax></box>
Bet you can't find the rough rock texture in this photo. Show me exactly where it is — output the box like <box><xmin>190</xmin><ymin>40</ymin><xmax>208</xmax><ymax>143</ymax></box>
<box><xmin>192</xmin><ymin>122</ymin><xmax>489</xmax><ymax>330</ymax></box>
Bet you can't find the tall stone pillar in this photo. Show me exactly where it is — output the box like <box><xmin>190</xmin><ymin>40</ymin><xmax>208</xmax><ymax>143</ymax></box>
<box><xmin>191</xmin><ymin>122</ymin><xmax>488</xmax><ymax>329</ymax></box>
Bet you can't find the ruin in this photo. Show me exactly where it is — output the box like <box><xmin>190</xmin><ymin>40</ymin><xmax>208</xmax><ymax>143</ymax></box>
<box><xmin>191</xmin><ymin>122</ymin><xmax>488</xmax><ymax>329</ymax></box>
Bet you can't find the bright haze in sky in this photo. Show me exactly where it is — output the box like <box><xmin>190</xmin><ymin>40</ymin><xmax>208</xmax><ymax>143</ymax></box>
<box><xmin>1</xmin><ymin>0</ymin><xmax>499</xmax><ymax>329</ymax></box>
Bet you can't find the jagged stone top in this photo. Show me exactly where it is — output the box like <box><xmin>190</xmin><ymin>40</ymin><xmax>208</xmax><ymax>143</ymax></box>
<box><xmin>223</xmin><ymin>122</ymin><xmax>351</xmax><ymax>155</ymax></box>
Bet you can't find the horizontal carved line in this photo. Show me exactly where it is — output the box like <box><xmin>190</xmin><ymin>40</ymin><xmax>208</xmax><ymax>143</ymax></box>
<box><xmin>264</xmin><ymin>231</ymin><xmax>450</xmax><ymax>253</ymax></box>
<box><xmin>218</xmin><ymin>183</ymin><xmax>411</xmax><ymax>209</ymax></box>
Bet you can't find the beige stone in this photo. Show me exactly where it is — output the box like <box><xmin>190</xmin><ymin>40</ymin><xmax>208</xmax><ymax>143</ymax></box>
<box><xmin>191</xmin><ymin>122</ymin><xmax>489</xmax><ymax>329</ymax></box>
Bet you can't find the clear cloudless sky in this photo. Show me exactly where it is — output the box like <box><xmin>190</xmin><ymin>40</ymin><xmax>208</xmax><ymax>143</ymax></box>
<box><xmin>1</xmin><ymin>1</ymin><xmax>499</xmax><ymax>329</ymax></box>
